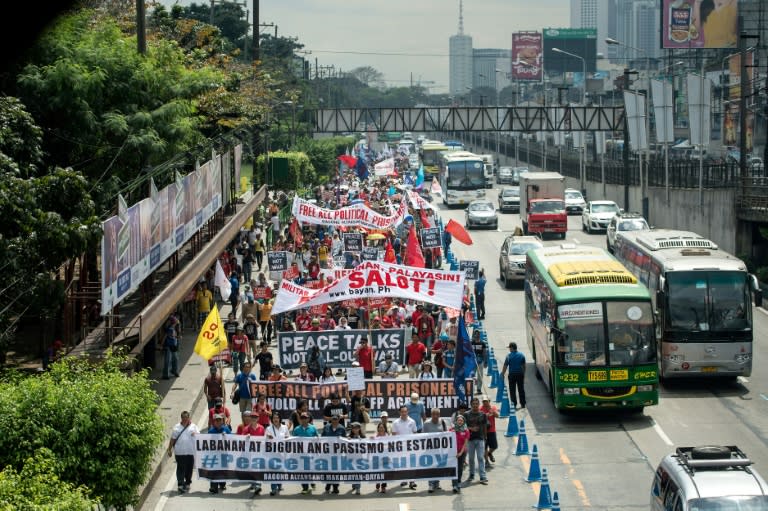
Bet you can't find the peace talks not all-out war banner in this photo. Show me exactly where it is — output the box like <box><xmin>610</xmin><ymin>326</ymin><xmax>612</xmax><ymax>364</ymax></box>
<box><xmin>271</xmin><ymin>260</ymin><xmax>466</xmax><ymax>315</ymax></box>
<box><xmin>277</xmin><ymin>328</ymin><xmax>407</xmax><ymax>369</ymax></box>
<box><xmin>195</xmin><ymin>432</ymin><xmax>457</xmax><ymax>483</ymax></box>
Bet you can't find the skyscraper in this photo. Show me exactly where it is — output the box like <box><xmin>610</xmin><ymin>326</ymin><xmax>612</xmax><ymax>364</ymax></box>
<box><xmin>449</xmin><ymin>0</ymin><xmax>473</xmax><ymax>97</ymax></box>
<box><xmin>611</xmin><ymin>0</ymin><xmax>661</xmax><ymax>65</ymax></box>
<box><xmin>570</xmin><ymin>0</ymin><xmax>610</xmax><ymax>57</ymax></box>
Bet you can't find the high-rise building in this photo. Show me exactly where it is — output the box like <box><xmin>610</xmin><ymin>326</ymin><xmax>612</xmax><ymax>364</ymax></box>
<box><xmin>449</xmin><ymin>0</ymin><xmax>473</xmax><ymax>97</ymax></box>
<box><xmin>570</xmin><ymin>0</ymin><xmax>610</xmax><ymax>57</ymax></box>
<box><xmin>472</xmin><ymin>49</ymin><xmax>512</xmax><ymax>95</ymax></box>
<box><xmin>611</xmin><ymin>0</ymin><xmax>661</xmax><ymax>65</ymax></box>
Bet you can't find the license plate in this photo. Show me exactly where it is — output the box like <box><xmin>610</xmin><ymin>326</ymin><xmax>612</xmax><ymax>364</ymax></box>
<box><xmin>701</xmin><ymin>366</ymin><xmax>718</xmax><ymax>373</ymax></box>
<box><xmin>459</xmin><ymin>200</ymin><xmax>465</xmax><ymax>204</ymax></box>
<box><xmin>544</xmin><ymin>228</ymin><xmax>555</xmax><ymax>232</ymax></box>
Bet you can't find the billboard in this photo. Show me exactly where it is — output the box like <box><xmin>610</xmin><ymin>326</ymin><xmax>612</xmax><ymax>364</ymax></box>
<box><xmin>661</xmin><ymin>0</ymin><xmax>737</xmax><ymax>49</ymax></box>
<box><xmin>542</xmin><ymin>28</ymin><xmax>597</xmax><ymax>74</ymax></box>
<box><xmin>512</xmin><ymin>32</ymin><xmax>542</xmax><ymax>81</ymax></box>
<box><xmin>723</xmin><ymin>51</ymin><xmax>754</xmax><ymax>151</ymax></box>
<box><xmin>100</xmin><ymin>152</ymin><xmax>229</xmax><ymax>315</ymax></box>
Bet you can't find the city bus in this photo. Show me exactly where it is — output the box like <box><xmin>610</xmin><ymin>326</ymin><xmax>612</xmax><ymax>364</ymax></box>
<box><xmin>438</xmin><ymin>151</ymin><xmax>486</xmax><ymax>207</ymax></box>
<box><xmin>613</xmin><ymin>229</ymin><xmax>757</xmax><ymax>380</ymax></box>
<box><xmin>419</xmin><ymin>141</ymin><xmax>449</xmax><ymax>174</ymax></box>
<box><xmin>526</xmin><ymin>244</ymin><xmax>659</xmax><ymax>411</ymax></box>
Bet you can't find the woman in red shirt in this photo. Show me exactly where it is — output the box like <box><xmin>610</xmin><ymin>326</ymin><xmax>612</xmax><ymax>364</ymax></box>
<box><xmin>252</xmin><ymin>393</ymin><xmax>273</xmax><ymax>428</ymax></box>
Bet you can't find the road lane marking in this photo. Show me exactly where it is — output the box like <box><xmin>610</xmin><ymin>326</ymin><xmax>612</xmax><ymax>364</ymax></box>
<box><xmin>560</xmin><ymin>448</ymin><xmax>591</xmax><ymax>507</ymax></box>
<box><xmin>398</xmin><ymin>504</ymin><xmax>410</xmax><ymax>511</ymax></box>
<box><xmin>760</xmin><ymin>394</ymin><xmax>768</xmax><ymax>401</ymax></box>
<box><xmin>652</xmin><ymin>419</ymin><xmax>675</xmax><ymax>446</ymax></box>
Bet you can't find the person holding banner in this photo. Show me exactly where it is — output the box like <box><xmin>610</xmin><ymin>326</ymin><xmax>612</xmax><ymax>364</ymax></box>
<box><xmin>168</xmin><ymin>411</ymin><xmax>199</xmax><ymax>494</ymax></box>
<box><xmin>373</xmin><ymin>422</ymin><xmax>390</xmax><ymax>493</ymax></box>
<box><xmin>292</xmin><ymin>413</ymin><xmax>318</xmax><ymax>495</ymax></box>
<box><xmin>207</xmin><ymin>414</ymin><xmax>231</xmax><ymax>494</ymax></box>
<box><xmin>392</xmin><ymin>405</ymin><xmax>418</xmax><ymax>490</ymax></box>
<box><xmin>451</xmin><ymin>414</ymin><xmax>470</xmax><ymax>494</ymax></box>
<box><xmin>322</xmin><ymin>414</ymin><xmax>346</xmax><ymax>494</ymax></box>
<box><xmin>265</xmin><ymin>412</ymin><xmax>289</xmax><ymax>496</ymax></box>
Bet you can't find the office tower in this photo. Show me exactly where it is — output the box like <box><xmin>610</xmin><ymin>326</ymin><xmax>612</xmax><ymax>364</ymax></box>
<box><xmin>449</xmin><ymin>0</ymin><xmax>473</xmax><ymax>97</ymax></box>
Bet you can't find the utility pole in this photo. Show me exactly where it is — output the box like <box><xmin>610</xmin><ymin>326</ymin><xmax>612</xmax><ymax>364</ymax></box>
<box><xmin>136</xmin><ymin>0</ymin><xmax>146</xmax><ymax>55</ymax></box>
<box><xmin>738</xmin><ymin>30</ymin><xmax>748</xmax><ymax>179</ymax></box>
<box><xmin>253</xmin><ymin>0</ymin><xmax>259</xmax><ymax>61</ymax></box>
<box><xmin>623</xmin><ymin>68</ymin><xmax>631</xmax><ymax>211</ymax></box>
<box><xmin>210</xmin><ymin>0</ymin><xmax>215</xmax><ymax>26</ymax></box>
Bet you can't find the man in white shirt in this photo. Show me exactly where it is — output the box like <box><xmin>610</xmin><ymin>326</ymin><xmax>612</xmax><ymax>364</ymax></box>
<box><xmin>168</xmin><ymin>411</ymin><xmax>200</xmax><ymax>494</ymax></box>
<box><xmin>391</xmin><ymin>405</ymin><xmax>418</xmax><ymax>489</ymax></box>
<box><xmin>376</xmin><ymin>353</ymin><xmax>400</xmax><ymax>378</ymax></box>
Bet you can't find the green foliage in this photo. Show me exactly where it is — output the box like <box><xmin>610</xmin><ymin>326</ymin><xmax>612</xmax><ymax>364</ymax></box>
<box><xmin>755</xmin><ymin>266</ymin><xmax>768</xmax><ymax>284</ymax></box>
<box><xmin>0</xmin><ymin>352</ymin><xmax>164</xmax><ymax>509</ymax></box>
<box><xmin>295</xmin><ymin>136</ymin><xmax>355</xmax><ymax>181</ymax></box>
<box><xmin>0</xmin><ymin>448</ymin><xmax>97</xmax><ymax>510</ymax></box>
<box><xmin>254</xmin><ymin>151</ymin><xmax>313</xmax><ymax>190</ymax></box>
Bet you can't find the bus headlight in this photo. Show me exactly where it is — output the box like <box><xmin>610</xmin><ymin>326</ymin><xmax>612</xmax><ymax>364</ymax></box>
<box><xmin>734</xmin><ymin>353</ymin><xmax>751</xmax><ymax>363</ymax></box>
<box><xmin>562</xmin><ymin>387</ymin><xmax>580</xmax><ymax>395</ymax></box>
<box><xmin>637</xmin><ymin>384</ymin><xmax>654</xmax><ymax>392</ymax></box>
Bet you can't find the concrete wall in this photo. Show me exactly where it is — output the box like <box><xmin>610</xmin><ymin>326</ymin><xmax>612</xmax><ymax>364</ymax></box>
<box><xmin>563</xmin><ymin>176</ymin><xmax>739</xmax><ymax>254</ymax></box>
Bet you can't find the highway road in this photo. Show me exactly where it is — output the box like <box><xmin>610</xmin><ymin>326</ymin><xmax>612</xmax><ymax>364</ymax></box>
<box><xmin>142</xmin><ymin>183</ymin><xmax>768</xmax><ymax>511</ymax></box>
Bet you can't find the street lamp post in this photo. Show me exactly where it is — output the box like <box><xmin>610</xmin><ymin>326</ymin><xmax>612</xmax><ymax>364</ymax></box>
<box><xmin>656</xmin><ymin>61</ymin><xmax>684</xmax><ymax>204</ymax></box>
<box><xmin>606</xmin><ymin>37</ymin><xmax>650</xmax><ymax>217</ymax></box>
<box><xmin>552</xmin><ymin>47</ymin><xmax>586</xmax><ymax>191</ymax></box>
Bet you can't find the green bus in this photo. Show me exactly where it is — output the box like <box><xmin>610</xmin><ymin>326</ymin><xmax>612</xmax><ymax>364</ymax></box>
<box><xmin>525</xmin><ymin>244</ymin><xmax>659</xmax><ymax>411</ymax></box>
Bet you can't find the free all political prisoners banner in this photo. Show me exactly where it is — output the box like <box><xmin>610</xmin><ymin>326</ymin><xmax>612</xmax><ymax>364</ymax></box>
<box><xmin>291</xmin><ymin>195</ymin><xmax>408</xmax><ymax>230</ymax></box>
<box><xmin>272</xmin><ymin>260</ymin><xmax>467</xmax><ymax>315</ymax></box>
<box><xmin>248</xmin><ymin>379</ymin><xmax>473</xmax><ymax>421</ymax></box>
<box><xmin>195</xmin><ymin>432</ymin><xmax>457</xmax><ymax>483</ymax></box>
<box><xmin>277</xmin><ymin>328</ymin><xmax>408</xmax><ymax>369</ymax></box>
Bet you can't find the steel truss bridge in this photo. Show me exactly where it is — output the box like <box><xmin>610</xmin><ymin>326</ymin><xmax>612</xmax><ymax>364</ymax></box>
<box><xmin>311</xmin><ymin>106</ymin><xmax>625</xmax><ymax>133</ymax></box>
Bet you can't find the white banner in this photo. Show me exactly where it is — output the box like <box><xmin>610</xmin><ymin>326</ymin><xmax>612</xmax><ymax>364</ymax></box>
<box><xmin>407</xmin><ymin>190</ymin><xmax>439</xmax><ymax>212</ymax></box>
<box><xmin>686</xmin><ymin>73</ymin><xmax>711</xmax><ymax>147</ymax></box>
<box><xmin>195</xmin><ymin>432</ymin><xmax>457</xmax><ymax>483</ymax></box>
<box><xmin>272</xmin><ymin>260</ymin><xmax>466</xmax><ymax>315</ymax></box>
<box><xmin>651</xmin><ymin>79</ymin><xmax>674</xmax><ymax>144</ymax></box>
<box><xmin>623</xmin><ymin>91</ymin><xmax>648</xmax><ymax>151</ymax></box>
<box><xmin>291</xmin><ymin>196</ymin><xmax>408</xmax><ymax>230</ymax></box>
<box><xmin>374</xmin><ymin>157</ymin><xmax>396</xmax><ymax>176</ymax></box>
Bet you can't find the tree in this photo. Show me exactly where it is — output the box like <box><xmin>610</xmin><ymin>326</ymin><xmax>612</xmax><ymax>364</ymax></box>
<box><xmin>0</xmin><ymin>352</ymin><xmax>164</xmax><ymax>509</ymax></box>
<box><xmin>348</xmin><ymin>66</ymin><xmax>385</xmax><ymax>89</ymax></box>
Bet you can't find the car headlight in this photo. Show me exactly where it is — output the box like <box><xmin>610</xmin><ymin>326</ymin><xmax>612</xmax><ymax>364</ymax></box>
<box><xmin>637</xmin><ymin>384</ymin><xmax>655</xmax><ymax>392</ymax></box>
<box><xmin>562</xmin><ymin>387</ymin><xmax>580</xmax><ymax>395</ymax></box>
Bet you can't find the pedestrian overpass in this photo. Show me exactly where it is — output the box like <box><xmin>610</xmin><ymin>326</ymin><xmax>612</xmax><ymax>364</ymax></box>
<box><xmin>311</xmin><ymin>106</ymin><xmax>625</xmax><ymax>134</ymax></box>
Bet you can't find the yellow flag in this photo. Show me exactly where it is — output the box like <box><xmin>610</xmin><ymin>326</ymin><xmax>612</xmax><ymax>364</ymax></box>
<box><xmin>194</xmin><ymin>304</ymin><xmax>228</xmax><ymax>360</ymax></box>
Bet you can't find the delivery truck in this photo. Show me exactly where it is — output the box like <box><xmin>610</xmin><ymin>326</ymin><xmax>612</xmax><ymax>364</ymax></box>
<box><xmin>519</xmin><ymin>172</ymin><xmax>567</xmax><ymax>239</ymax></box>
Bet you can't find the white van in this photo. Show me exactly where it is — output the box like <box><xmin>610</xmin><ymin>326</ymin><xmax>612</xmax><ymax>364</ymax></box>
<box><xmin>478</xmin><ymin>154</ymin><xmax>495</xmax><ymax>189</ymax></box>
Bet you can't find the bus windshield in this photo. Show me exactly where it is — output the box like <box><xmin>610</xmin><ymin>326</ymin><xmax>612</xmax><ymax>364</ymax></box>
<box><xmin>666</xmin><ymin>271</ymin><xmax>751</xmax><ymax>332</ymax></box>
<box><xmin>447</xmin><ymin>161</ymin><xmax>485</xmax><ymax>189</ymax></box>
<box><xmin>556</xmin><ymin>301</ymin><xmax>656</xmax><ymax>367</ymax></box>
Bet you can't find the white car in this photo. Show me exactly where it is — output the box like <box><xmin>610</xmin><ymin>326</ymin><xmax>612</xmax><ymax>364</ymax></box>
<box><xmin>564</xmin><ymin>188</ymin><xmax>586</xmax><ymax>215</ymax></box>
<box><xmin>606</xmin><ymin>213</ymin><xmax>650</xmax><ymax>253</ymax></box>
<box><xmin>582</xmin><ymin>200</ymin><xmax>621</xmax><ymax>234</ymax></box>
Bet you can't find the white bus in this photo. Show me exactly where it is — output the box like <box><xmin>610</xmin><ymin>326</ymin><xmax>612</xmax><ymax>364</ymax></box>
<box><xmin>613</xmin><ymin>229</ymin><xmax>758</xmax><ymax>379</ymax></box>
<box><xmin>438</xmin><ymin>151</ymin><xmax>486</xmax><ymax>207</ymax></box>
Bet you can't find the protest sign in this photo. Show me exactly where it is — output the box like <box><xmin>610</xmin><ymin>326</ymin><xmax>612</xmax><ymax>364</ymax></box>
<box><xmin>292</xmin><ymin>196</ymin><xmax>408</xmax><ymax>230</ymax></box>
<box><xmin>346</xmin><ymin>367</ymin><xmax>366</xmax><ymax>391</ymax></box>
<box><xmin>277</xmin><ymin>328</ymin><xmax>407</xmax><ymax>369</ymax></box>
<box><xmin>195</xmin><ymin>432</ymin><xmax>457</xmax><ymax>483</ymax></box>
<box><xmin>272</xmin><ymin>261</ymin><xmax>466</xmax><ymax>315</ymax></box>
<box><xmin>248</xmin><ymin>379</ymin><xmax>472</xmax><ymax>421</ymax></box>
<box><xmin>267</xmin><ymin>251</ymin><xmax>288</xmax><ymax>272</ymax></box>
<box><xmin>459</xmin><ymin>260</ymin><xmax>479</xmax><ymax>280</ymax></box>
<box><xmin>361</xmin><ymin>246</ymin><xmax>379</xmax><ymax>261</ymax></box>
<box><xmin>343</xmin><ymin>233</ymin><xmax>363</xmax><ymax>252</ymax></box>
<box><xmin>420</xmin><ymin>227</ymin><xmax>441</xmax><ymax>249</ymax></box>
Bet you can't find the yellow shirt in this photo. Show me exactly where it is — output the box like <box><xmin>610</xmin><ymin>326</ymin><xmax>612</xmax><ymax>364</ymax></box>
<box><xmin>259</xmin><ymin>302</ymin><xmax>273</xmax><ymax>322</ymax></box>
<box><xmin>196</xmin><ymin>289</ymin><xmax>213</xmax><ymax>313</ymax></box>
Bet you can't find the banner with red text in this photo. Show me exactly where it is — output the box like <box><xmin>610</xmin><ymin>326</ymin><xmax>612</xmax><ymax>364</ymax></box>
<box><xmin>272</xmin><ymin>261</ymin><xmax>466</xmax><ymax>315</ymax></box>
<box><xmin>291</xmin><ymin>195</ymin><xmax>408</xmax><ymax>230</ymax></box>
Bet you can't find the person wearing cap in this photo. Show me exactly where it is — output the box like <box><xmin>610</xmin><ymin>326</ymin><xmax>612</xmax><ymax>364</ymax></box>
<box><xmin>406</xmin><ymin>334</ymin><xmax>428</xmax><ymax>378</ymax></box>
<box><xmin>208</xmin><ymin>396</ymin><xmax>232</xmax><ymax>430</ymax></box>
<box><xmin>418</xmin><ymin>359</ymin><xmax>436</xmax><ymax>379</ymax></box>
<box><xmin>405</xmin><ymin>392</ymin><xmax>427</xmax><ymax>433</ymax></box>
<box><xmin>168</xmin><ymin>411</ymin><xmax>200</xmax><ymax>494</ymax></box>
<box><xmin>232</xmin><ymin>362</ymin><xmax>257</xmax><ymax>413</ymax></box>
<box><xmin>480</xmin><ymin>395</ymin><xmax>500</xmax><ymax>465</ymax></box>
<box><xmin>307</xmin><ymin>317</ymin><xmax>322</xmax><ymax>332</ymax></box>
<box><xmin>322</xmin><ymin>413</ymin><xmax>347</xmax><ymax>494</ymax></box>
<box><xmin>392</xmin><ymin>405</ymin><xmax>418</xmax><ymax>489</ymax></box>
<box><xmin>296</xmin><ymin>362</ymin><xmax>316</xmax><ymax>382</ymax></box>
<box><xmin>378</xmin><ymin>411</ymin><xmax>392</xmax><ymax>434</ymax></box>
<box><xmin>203</xmin><ymin>365</ymin><xmax>226</xmax><ymax>410</ymax></box>
<box><xmin>231</xmin><ymin>325</ymin><xmax>249</xmax><ymax>375</ymax></box>
<box><xmin>354</xmin><ymin>336</ymin><xmax>375</xmax><ymax>379</ymax></box>
<box><xmin>471</xmin><ymin>329</ymin><xmax>487</xmax><ymax>392</ymax></box>
<box><xmin>474</xmin><ymin>269</ymin><xmax>487</xmax><ymax>320</ymax></box>
<box><xmin>442</xmin><ymin>339</ymin><xmax>456</xmax><ymax>378</ymax></box>
<box><xmin>291</xmin><ymin>411</ymin><xmax>318</xmax><ymax>494</ymax></box>
<box><xmin>376</xmin><ymin>353</ymin><xmax>400</xmax><ymax>378</ymax></box>
<box><xmin>208</xmin><ymin>413</ymin><xmax>231</xmax><ymax>494</ymax></box>
<box><xmin>257</xmin><ymin>296</ymin><xmax>274</xmax><ymax>343</ymax></box>
<box><xmin>268</xmin><ymin>365</ymin><xmax>287</xmax><ymax>382</ymax></box>
<box><xmin>500</xmin><ymin>342</ymin><xmax>526</xmax><ymax>409</ymax></box>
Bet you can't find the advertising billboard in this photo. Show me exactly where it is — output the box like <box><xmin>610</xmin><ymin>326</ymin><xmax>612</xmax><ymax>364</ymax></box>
<box><xmin>661</xmin><ymin>0</ymin><xmax>738</xmax><ymax>49</ymax></box>
<box><xmin>512</xmin><ymin>32</ymin><xmax>542</xmax><ymax>81</ymax></box>
<box><xmin>542</xmin><ymin>28</ymin><xmax>597</xmax><ymax>74</ymax></box>
<box><xmin>723</xmin><ymin>51</ymin><xmax>754</xmax><ymax>151</ymax></box>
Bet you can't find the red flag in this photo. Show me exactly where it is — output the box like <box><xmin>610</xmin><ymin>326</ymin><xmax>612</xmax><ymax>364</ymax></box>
<box><xmin>384</xmin><ymin>239</ymin><xmax>397</xmax><ymax>263</ymax></box>
<box><xmin>419</xmin><ymin>208</ymin><xmax>431</xmax><ymax>229</ymax></box>
<box><xmin>404</xmin><ymin>225</ymin><xmax>425</xmax><ymax>268</ymax></box>
<box><xmin>445</xmin><ymin>219</ymin><xmax>473</xmax><ymax>245</ymax></box>
<box><xmin>289</xmin><ymin>218</ymin><xmax>303</xmax><ymax>245</ymax></box>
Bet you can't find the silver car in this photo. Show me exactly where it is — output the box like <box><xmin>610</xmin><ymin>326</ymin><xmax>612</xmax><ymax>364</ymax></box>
<box><xmin>499</xmin><ymin>236</ymin><xmax>543</xmax><ymax>288</ymax></box>
<box><xmin>465</xmin><ymin>199</ymin><xmax>498</xmax><ymax>230</ymax></box>
<box><xmin>498</xmin><ymin>186</ymin><xmax>520</xmax><ymax>213</ymax></box>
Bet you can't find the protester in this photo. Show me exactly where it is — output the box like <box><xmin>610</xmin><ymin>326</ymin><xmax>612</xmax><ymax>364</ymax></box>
<box><xmin>501</xmin><ymin>341</ymin><xmax>527</xmax><ymax>409</ymax></box>
<box><xmin>464</xmin><ymin>397</ymin><xmax>489</xmax><ymax>485</ymax></box>
<box><xmin>481</xmin><ymin>395</ymin><xmax>500</xmax><ymax>466</ymax></box>
<box><xmin>321</xmin><ymin>414</ymin><xmax>346</xmax><ymax>494</ymax></box>
<box><xmin>255</xmin><ymin>341</ymin><xmax>274</xmax><ymax>380</ymax></box>
<box><xmin>168</xmin><ymin>411</ymin><xmax>199</xmax><ymax>494</ymax></box>
<box><xmin>422</xmin><ymin>408</ymin><xmax>449</xmax><ymax>493</ymax></box>
<box><xmin>207</xmin><ymin>397</ymin><xmax>232</xmax><ymax>430</ymax></box>
<box><xmin>373</xmin><ymin>421</ymin><xmax>390</xmax><ymax>493</ymax></box>
<box><xmin>405</xmin><ymin>334</ymin><xmax>428</xmax><ymax>378</ymax></box>
<box><xmin>452</xmin><ymin>414</ymin><xmax>470</xmax><ymax>494</ymax></box>
<box><xmin>354</xmin><ymin>337</ymin><xmax>375</xmax><ymax>379</ymax></box>
<box><xmin>232</xmin><ymin>362</ymin><xmax>257</xmax><ymax>414</ymax></box>
<box><xmin>265</xmin><ymin>412</ymin><xmax>289</xmax><ymax>495</ymax></box>
<box><xmin>392</xmin><ymin>405</ymin><xmax>418</xmax><ymax>489</ymax></box>
<box><xmin>376</xmin><ymin>353</ymin><xmax>400</xmax><ymax>378</ymax></box>
<box><xmin>161</xmin><ymin>326</ymin><xmax>180</xmax><ymax>380</ymax></box>
<box><xmin>347</xmin><ymin>422</ymin><xmax>365</xmax><ymax>494</ymax></box>
<box><xmin>291</xmin><ymin>412</ymin><xmax>318</xmax><ymax>494</ymax></box>
<box><xmin>207</xmin><ymin>414</ymin><xmax>231</xmax><ymax>494</ymax></box>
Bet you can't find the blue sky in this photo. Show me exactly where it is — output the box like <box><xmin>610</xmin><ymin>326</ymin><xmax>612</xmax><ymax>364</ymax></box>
<box><xmin>158</xmin><ymin>0</ymin><xmax>570</xmax><ymax>92</ymax></box>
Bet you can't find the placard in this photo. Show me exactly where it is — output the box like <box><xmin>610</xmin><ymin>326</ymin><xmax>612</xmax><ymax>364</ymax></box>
<box><xmin>420</xmin><ymin>227</ymin><xmax>442</xmax><ymax>249</ymax></box>
<box><xmin>277</xmin><ymin>328</ymin><xmax>407</xmax><ymax>369</ymax></box>
<box><xmin>267</xmin><ymin>251</ymin><xmax>288</xmax><ymax>272</ymax></box>
<box><xmin>460</xmin><ymin>260</ymin><xmax>479</xmax><ymax>280</ymax></box>
<box><xmin>343</xmin><ymin>233</ymin><xmax>363</xmax><ymax>252</ymax></box>
<box><xmin>361</xmin><ymin>246</ymin><xmax>379</xmax><ymax>261</ymax></box>
<box><xmin>346</xmin><ymin>367</ymin><xmax>366</xmax><ymax>391</ymax></box>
